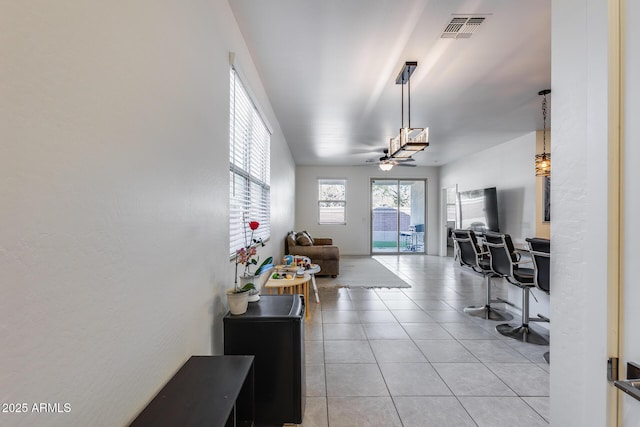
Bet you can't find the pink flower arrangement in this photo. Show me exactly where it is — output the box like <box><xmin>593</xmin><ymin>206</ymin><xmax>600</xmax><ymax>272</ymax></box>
<box><xmin>236</xmin><ymin>245</ymin><xmax>257</xmax><ymax>267</ymax></box>
<box><xmin>234</xmin><ymin>219</ymin><xmax>265</xmax><ymax>291</ymax></box>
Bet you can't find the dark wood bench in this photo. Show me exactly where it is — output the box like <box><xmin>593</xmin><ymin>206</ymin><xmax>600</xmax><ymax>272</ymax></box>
<box><xmin>129</xmin><ymin>355</ymin><xmax>254</xmax><ymax>427</ymax></box>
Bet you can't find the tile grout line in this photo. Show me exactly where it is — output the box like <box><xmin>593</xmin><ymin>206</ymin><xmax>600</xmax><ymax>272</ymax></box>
<box><xmin>308</xmin><ymin>255</ymin><xmax>549</xmax><ymax>426</ymax></box>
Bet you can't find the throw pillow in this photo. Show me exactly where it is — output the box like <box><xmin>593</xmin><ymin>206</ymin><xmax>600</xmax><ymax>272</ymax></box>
<box><xmin>296</xmin><ymin>233</ymin><xmax>313</xmax><ymax>246</ymax></box>
<box><xmin>302</xmin><ymin>230</ymin><xmax>314</xmax><ymax>245</ymax></box>
<box><xmin>287</xmin><ymin>232</ymin><xmax>297</xmax><ymax>250</ymax></box>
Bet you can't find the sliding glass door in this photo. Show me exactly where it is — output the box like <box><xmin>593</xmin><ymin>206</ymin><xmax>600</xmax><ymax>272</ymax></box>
<box><xmin>371</xmin><ymin>179</ymin><xmax>426</xmax><ymax>254</ymax></box>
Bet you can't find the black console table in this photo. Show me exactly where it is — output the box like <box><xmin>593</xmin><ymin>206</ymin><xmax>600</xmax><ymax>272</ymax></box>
<box><xmin>129</xmin><ymin>355</ymin><xmax>254</xmax><ymax>427</ymax></box>
<box><xmin>224</xmin><ymin>295</ymin><xmax>305</xmax><ymax>426</ymax></box>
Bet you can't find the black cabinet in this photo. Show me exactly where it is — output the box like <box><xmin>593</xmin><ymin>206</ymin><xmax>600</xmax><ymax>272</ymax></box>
<box><xmin>129</xmin><ymin>355</ymin><xmax>254</xmax><ymax>427</ymax></box>
<box><xmin>224</xmin><ymin>295</ymin><xmax>305</xmax><ymax>426</ymax></box>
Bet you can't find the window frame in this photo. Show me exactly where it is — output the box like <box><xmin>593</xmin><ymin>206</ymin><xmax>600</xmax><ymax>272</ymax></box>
<box><xmin>229</xmin><ymin>67</ymin><xmax>271</xmax><ymax>257</ymax></box>
<box><xmin>317</xmin><ymin>178</ymin><xmax>347</xmax><ymax>225</ymax></box>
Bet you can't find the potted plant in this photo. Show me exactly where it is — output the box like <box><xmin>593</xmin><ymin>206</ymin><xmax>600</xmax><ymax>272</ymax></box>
<box><xmin>226</xmin><ymin>285</ymin><xmax>253</xmax><ymax>315</ymax></box>
<box><xmin>227</xmin><ymin>220</ymin><xmax>267</xmax><ymax>314</ymax></box>
<box><xmin>246</xmin><ymin>257</ymin><xmax>274</xmax><ymax>302</ymax></box>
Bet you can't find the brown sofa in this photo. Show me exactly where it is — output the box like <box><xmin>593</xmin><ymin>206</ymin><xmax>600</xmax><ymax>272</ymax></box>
<box><xmin>285</xmin><ymin>231</ymin><xmax>339</xmax><ymax>277</ymax></box>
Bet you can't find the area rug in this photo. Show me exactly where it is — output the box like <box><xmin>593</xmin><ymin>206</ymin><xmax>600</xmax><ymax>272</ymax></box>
<box><xmin>315</xmin><ymin>256</ymin><xmax>411</xmax><ymax>289</ymax></box>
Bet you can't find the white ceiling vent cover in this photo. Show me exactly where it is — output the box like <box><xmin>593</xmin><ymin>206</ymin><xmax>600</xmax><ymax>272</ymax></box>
<box><xmin>441</xmin><ymin>16</ymin><xmax>486</xmax><ymax>39</ymax></box>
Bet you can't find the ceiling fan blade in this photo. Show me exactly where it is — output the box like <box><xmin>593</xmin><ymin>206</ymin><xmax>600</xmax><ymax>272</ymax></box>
<box><xmin>396</xmin><ymin>163</ymin><xmax>416</xmax><ymax>167</ymax></box>
<box><xmin>363</xmin><ymin>147</ymin><xmax>417</xmax><ymax>167</ymax></box>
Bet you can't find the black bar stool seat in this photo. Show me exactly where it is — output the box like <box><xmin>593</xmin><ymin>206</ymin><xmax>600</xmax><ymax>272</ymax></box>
<box><xmin>451</xmin><ymin>229</ymin><xmax>513</xmax><ymax>321</ymax></box>
<box><xmin>484</xmin><ymin>232</ymin><xmax>549</xmax><ymax>345</ymax></box>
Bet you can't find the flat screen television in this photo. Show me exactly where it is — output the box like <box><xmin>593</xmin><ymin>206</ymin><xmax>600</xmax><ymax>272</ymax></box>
<box><xmin>458</xmin><ymin>187</ymin><xmax>499</xmax><ymax>233</ymax></box>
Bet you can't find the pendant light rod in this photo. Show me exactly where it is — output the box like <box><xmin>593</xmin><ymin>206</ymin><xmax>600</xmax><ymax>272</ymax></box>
<box><xmin>539</xmin><ymin>89</ymin><xmax>550</xmax><ymax>152</ymax></box>
<box><xmin>408</xmin><ymin>76</ymin><xmax>411</xmax><ymax>129</ymax></box>
<box><xmin>396</xmin><ymin>61</ymin><xmax>417</xmax><ymax>129</ymax></box>
<box><xmin>401</xmin><ymin>77</ymin><xmax>404</xmax><ymax>129</ymax></box>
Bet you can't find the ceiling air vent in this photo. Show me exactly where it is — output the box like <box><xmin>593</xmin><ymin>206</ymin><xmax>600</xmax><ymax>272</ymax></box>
<box><xmin>441</xmin><ymin>16</ymin><xmax>486</xmax><ymax>39</ymax></box>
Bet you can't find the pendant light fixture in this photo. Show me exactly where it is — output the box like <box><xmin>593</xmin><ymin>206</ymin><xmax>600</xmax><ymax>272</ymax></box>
<box><xmin>535</xmin><ymin>89</ymin><xmax>551</xmax><ymax>176</ymax></box>
<box><xmin>389</xmin><ymin>61</ymin><xmax>429</xmax><ymax>159</ymax></box>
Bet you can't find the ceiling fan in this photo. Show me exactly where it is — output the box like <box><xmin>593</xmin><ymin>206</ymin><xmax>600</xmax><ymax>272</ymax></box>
<box><xmin>365</xmin><ymin>149</ymin><xmax>416</xmax><ymax>171</ymax></box>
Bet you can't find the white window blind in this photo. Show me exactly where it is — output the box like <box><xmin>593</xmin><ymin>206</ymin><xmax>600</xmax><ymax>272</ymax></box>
<box><xmin>318</xmin><ymin>179</ymin><xmax>346</xmax><ymax>224</ymax></box>
<box><xmin>229</xmin><ymin>67</ymin><xmax>271</xmax><ymax>256</ymax></box>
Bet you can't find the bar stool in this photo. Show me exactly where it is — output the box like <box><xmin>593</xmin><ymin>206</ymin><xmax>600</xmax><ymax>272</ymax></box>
<box><xmin>527</xmin><ymin>237</ymin><xmax>551</xmax><ymax>362</ymax></box>
<box><xmin>484</xmin><ymin>232</ymin><xmax>549</xmax><ymax>345</ymax></box>
<box><xmin>451</xmin><ymin>229</ymin><xmax>512</xmax><ymax>321</ymax></box>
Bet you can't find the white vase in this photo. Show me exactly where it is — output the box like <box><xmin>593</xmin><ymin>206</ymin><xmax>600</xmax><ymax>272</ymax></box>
<box><xmin>247</xmin><ymin>288</ymin><xmax>260</xmax><ymax>302</ymax></box>
<box><xmin>239</xmin><ymin>274</ymin><xmax>255</xmax><ymax>288</ymax></box>
<box><xmin>226</xmin><ymin>289</ymin><xmax>249</xmax><ymax>315</ymax></box>
<box><xmin>239</xmin><ymin>274</ymin><xmax>261</xmax><ymax>302</ymax></box>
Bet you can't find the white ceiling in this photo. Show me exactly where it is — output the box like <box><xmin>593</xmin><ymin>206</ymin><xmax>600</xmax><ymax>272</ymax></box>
<box><xmin>229</xmin><ymin>0</ymin><xmax>551</xmax><ymax>167</ymax></box>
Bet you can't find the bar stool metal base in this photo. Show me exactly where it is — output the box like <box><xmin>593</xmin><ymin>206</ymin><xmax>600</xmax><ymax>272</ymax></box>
<box><xmin>496</xmin><ymin>323</ymin><xmax>549</xmax><ymax>345</ymax></box>
<box><xmin>464</xmin><ymin>305</ymin><xmax>513</xmax><ymax>321</ymax></box>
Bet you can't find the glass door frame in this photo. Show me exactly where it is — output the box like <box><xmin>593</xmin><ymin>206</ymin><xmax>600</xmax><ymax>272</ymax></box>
<box><xmin>440</xmin><ymin>185</ymin><xmax>458</xmax><ymax>257</ymax></box>
<box><xmin>370</xmin><ymin>178</ymin><xmax>427</xmax><ymax>255</ymax></box>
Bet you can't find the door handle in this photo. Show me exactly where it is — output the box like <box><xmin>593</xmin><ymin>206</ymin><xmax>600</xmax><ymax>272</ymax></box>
<box><xmin>614</xmin><ymin>362</ymin><xmax>640</xmax><ymax>402</ymax></box>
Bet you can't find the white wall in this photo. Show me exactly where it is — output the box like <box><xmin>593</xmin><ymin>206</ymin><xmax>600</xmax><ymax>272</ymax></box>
<box><xmin>0</xmin><ymin>2</ymin><xmax>295</xmax><ymax>426</ymax></box>
<box><xmin>440</xmin><ymin>132</ymin><xmax>537</xmax><ymax>245</ymax></box>
<box><xmin>295</xmin><ymin>166</ymin><xmax>440</xmax><ymax>255</ymax></box>
<box><xmin>551</xmin><ymin>0</ymin><xmax>610</xmax><ymax>425</ymax></box>
<box><xmin>440</xmin><ymin>132</ymin><xmax>549</xmax><ymax>321</ymax></box>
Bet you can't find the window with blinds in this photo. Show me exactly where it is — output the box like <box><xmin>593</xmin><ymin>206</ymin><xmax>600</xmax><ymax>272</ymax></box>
<box><xmin>318</xmin><ymin>179</ymin><xmax>347</xmax><ymax>224</ymax></box>
<box><xmin>229</xmin><ymin>68</ymin><xmax>271</xmax><ymax>256</ymax></box>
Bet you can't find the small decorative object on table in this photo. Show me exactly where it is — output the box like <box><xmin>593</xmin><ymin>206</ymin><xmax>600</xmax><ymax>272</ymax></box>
<box><xmin>280</xmin><ymin>255</ymin><xmax>321</xmax><ymax>304</ymax></box>
<box><xmin>270</xmin><ymin>269</ymin><xmax>295</xmax><ymax>280</ymax></box>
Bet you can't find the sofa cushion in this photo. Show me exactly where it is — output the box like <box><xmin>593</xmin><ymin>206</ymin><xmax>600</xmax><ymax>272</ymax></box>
<box><xmin>313</xmin><ymin>237</ymin><xmax>333</xmax><ymax>246</ymax></box>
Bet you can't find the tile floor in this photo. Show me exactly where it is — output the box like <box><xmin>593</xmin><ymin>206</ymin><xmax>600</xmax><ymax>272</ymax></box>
<box><xmin>302</xmin><ymin>255</ymin><xmax>549</xmax><ymax>427</ymax></box>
